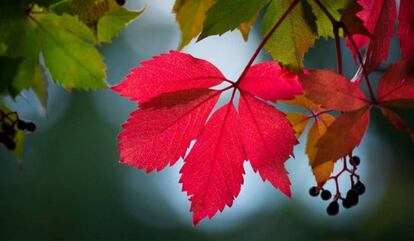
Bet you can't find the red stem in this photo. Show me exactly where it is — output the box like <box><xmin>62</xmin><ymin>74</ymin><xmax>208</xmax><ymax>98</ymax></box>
<box><xmin>234</xmin><ymin>0</ymin><xmax>300</xmax><ymax>86</ymax></box>
<box><xmin>333</xmin><ymin>24</ymin><xmax>343</xmax><ymax>75</ymax></box>
<box><xmin>342</xmin><ymin>27</ymin><xmax>376</xmax><ymax>103</ymax></box>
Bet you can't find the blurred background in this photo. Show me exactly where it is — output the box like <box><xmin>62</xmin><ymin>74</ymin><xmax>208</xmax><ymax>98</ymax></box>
<box><xmin>1</xmin><ymin>0</ymin><xmax>413</xmax><ymax>240</ymax></box>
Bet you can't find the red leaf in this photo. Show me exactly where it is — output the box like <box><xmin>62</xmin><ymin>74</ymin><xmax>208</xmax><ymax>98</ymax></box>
<box><xmin>180</xmin><ymin>104</ymin><xmax>245</xmax><ymax>225</ymax></box>
<box><xmin>398</xmin><ymin>0</ymin><xmax>414</xmax><ymax>61</ymax></box>
<box><xmin>377</xmin><ymin>60</ymin><xmax>414</xmax><ymax>106</ymax></box>
<box><xmin>239</xmin><ymin>62</ymin><xmax>302</xmax><ymax>102</ymax></box>
<box><xmin>346</xmin><ymin>0</ymin><xmax>396</xmax><ymax>71</ymax></box>
<box><xmin>300</xmin><ymin>70</ymin><xmax>368</xmax><ymax>112</ymax></box>
<box><xmin>314</xmin><ymin>107</ymin><xmax>370</xmax><ymax>164</ymax></box>
<box><xmin>118</xmin><ymin>89</ymin><xmax>219</xmax><ymax>172</ymax></box>
<box><xmin>113</xmin><ymin>51</ymin><xmax>300</xmax><ymax>224</ymax></box>
<box><xmin>238</xmin><ymin>92</ymin><xmax>297</xmax><ymax>197</ymax></box>
<box><xmin>111</xmin><ymin>51</ymin><xmax>224</xmax><ymax>103</ymax></box>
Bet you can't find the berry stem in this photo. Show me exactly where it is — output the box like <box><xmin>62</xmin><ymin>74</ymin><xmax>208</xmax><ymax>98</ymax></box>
<box><xmin>234</xmin><ymin>0</ymin><xmax>300</xmax><ymax>86</ymax></box>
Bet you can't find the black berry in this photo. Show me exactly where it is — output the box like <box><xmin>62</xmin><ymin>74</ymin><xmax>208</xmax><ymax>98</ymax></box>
<box><xmin>321</xmin><ymin>190</ymin><xmax>332</xmax><ymax>200</ymax></box>
<box><xmin>17</xmin><ymin>120</ymin><xmax>27</xmax><ymax>130</ymax></box>
<box><xmin>5</xmin><ymin>140</ymin><xmax>16</xmax><ymax>150</ymax></box>
<box><xmin>354</xmin><ymin>181</ymin><xmax>365</xmax><ymax>195</ymax></box>
<box><xmin>2</xmin><ymin>123</ymin><xmax>16</xmax><ymax>136</ymax></box>
<box><xmin>327</xmin><ymin>201</ymin><xmax>339</xmax><ymax>216</ymax></box>
<box><xmin>350</xmin><ymin>156</ymin><xmax>360</xmax><ymax>166</ymax></box>
<box><xmin>342</xmin><ymin>198</ymin><xmax>353</xmax><ymax>209</ymax></box>
<box><xmin>26</xmin><ymin>122</ymin><xmax>36</xmax><ymax>132</ymax></box>
<box><xmin>346</xmin><ymin>190</ymin><xmax>359</xmax><ymax>206</ymax></box>
<box><xmin>0</xmin><ymin>132</ymin><xmax>8</xmax><ymax>143</ymax></box>
<box><xmin>309</xmin><ymin>186</ymin><xmax>319</xmax><ymax>197</ymax></box>
<box><xmin>1</xmin><ymin>135</ymin><xmax>16</xmax><ymax>150</ymax></box>
<box><xmin>115</xmin><ymin>0</ymin><xmax>126</xmax><ymax>5</ymax></box>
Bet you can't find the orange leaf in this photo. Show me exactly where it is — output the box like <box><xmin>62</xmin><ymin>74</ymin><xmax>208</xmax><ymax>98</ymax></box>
<box><xmin>286</xmin><ymin>112</ymin><xmax>310</xmax><ymax>139</ymax></box>
<box><xmin>306</xmin><ymin>113</ymin><xmax>335</xmax><ymax>185</ymax></box>
<box><xmin>315</xmin><ymin>107</ymin><xmax>370</xmax><ymax>164</ymax></box>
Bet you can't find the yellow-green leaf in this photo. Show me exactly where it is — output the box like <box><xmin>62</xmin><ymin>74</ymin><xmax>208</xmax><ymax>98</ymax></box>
<box><xmin>262</xmin><ymin>0</ymin><xmax>317</xmax><ymax>69</ymax></box>
<box><xmin>199</xmin><ymin>0</ymin><xmax>269</xmax><ymax>40</ymax></box>
<box><xmin>173</xmin><ymin>0</ymin><xmax>216</xmax><ymax>49</ymax></box>
<box><xmin>97</xmin><ymin>7</ymin><xmax>144</xmax><ymax>43</ymax></box>
<box><xmin>33</xmin><ymin>13</ymin><xmax>107</xmax><ymax>90</ymax></box>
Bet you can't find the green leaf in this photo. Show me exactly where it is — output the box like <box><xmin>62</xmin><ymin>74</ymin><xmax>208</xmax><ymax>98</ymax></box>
<box><xmin>33</xmin><ymin>0</ymin><xmax>62</xmax><ymax>7</ymax></box>
<box><xmin>10</xmin><ymin>22</ymin><xmax>40</xmax><ymax>96</ymax></box>
<box><xmin>0</xmin><ymin>57</ymin><xmax>22</xmax><ymax>94</ymax></box>
<box><xmin>34</xmin><ymin>13</ymin><xmax>107</xmax><ymax>90</ymax></box>
<box><xmin>31</xmin><ymin>64</ymin><xmax>48</xmax><ymax>109</ymax></box>
<box><xmin>308</xmin><ymin>0</ymin><xmax>352</xmax><ymax>38</ymax></box>
<box><xmin>199</xmin><ymin>0</ymin><xmax>270</xmax><ymax>40</ymax></box>
<box><xmin>173</xmin><ymin>0</ymin><xmax>216</xmax><ymax>49</ymax></box>
<box><xmin>0</xmin><ymin>2</ymin><xmax>26</xmax><ymax>57</ymax></box>
<box><xmin>97</xmin><ymin>7</ymin><xmax>143</xmax><ymax>43</ymax></box>
<box><xmin>262</xmin><ymin>0</ymin><xmax>317</xmax><ymax>69</ymax></box>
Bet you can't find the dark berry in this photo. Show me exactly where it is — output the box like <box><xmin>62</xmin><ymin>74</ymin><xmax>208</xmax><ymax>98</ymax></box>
<box><xmin>26</xmin><ymin>122</ymin><xmax>36</xmax><ymax>132</ymax></box>
<box><xmin>346</xmin><ymin>189</ymin><xmax>359</xmax><ymax>200</ymax></box>
<box><xmin>0</xmin><ymin>132</ymin><xmax>8</xmax><ymax>143</ymax></box>
<box><xmin>321</xmin><ymin>190</ymin><xmax>332</xmax><ymax>200</ymax></box>
<box><xmin>5</xmin><ymin>141</ymin><xmax>16</xmax><ymax>150</ymax></box>
<box><xmin>350</xmin><ymin>156</ymin><xmax>361</xmax><ymax>166</ymax></box>
<box><xmin>2</xmin><ymin>123</ymin><xmax>16</xmax><ymax>136</ymax></box>
<box><xmin>346</xmin><ymin>190</ymin><xmax>359</xmax><ymax>206</ymax></box>
<box><xmin>327</xmin><ymin>201</ymin><xmax>339</xmax><ymax>216</ymax></box>
<box><xmin>2</xmin><ymin>136</ymin><xmax>16</xmax><ymax>150</ymax></box>
<box><xmin>354</xmin><ymin>181</ymin><xmax>365</xmax><ymax>195</ymax></box>
<box><xmin>342</xmin><ymin>198</ymin><xmax>353</xmax><ymax>209</ymax></box>
<box><xmin>115</xmin><ymin>0</ymin><xmax>126</xmax><ymax>5</ymax></box>
<box><xmin>17</xmin><ymin>120</ymin><xmax>27</xmax><ymax>130</ymax></box>
<box><xmin>309</xmin><ymin>186</ymin><xmax>319</xmax><ymax>197</ymax></box>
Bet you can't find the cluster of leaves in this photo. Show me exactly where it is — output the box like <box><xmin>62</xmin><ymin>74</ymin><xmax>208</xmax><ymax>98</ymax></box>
<box><xmin>113</xmin><ymin>0</ymin><xmax>414</xmax><ymax>224</ymax></box>
<box><xmin>0</xmin><ymin>0</ymin><xmax>143</xmax><ymax>156</ymax></box>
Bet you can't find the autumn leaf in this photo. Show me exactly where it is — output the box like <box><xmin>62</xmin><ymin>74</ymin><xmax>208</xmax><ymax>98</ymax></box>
<box><xmin>346</xmin><ymin>0</ymin><xmax>396</xmax><ymax>72</ymax></box>
<box><xmin>315</xmin><ymin>107</ymin><xmax>370</xmax><ymax>164</ymax></box>
<box><xmin>299</xmin><ymin>70</ymin><xmax>368</xmax><ymax>111</ymax></box>
<box><xmin>238</xmin><ymin>92</ymin><xmax>297</xmax><ymax>197</ymax></box>
<box><xmin>173</xmin><ymin>0</ymin><xmax>216</xmax><ymax>49</ymax></box>
<box><xmin>112</xmin><ymin>51</ymin><xmax>300</xmax><ymax>224</ymax></box>
<box><xmin>397</xmin><ymin>0</ymin><xmax>414</xmax><ymax>61</ymax></box>
<box><xmin>339</xmin><ymin>1</ymin><xmax>372</xmax><ymax>38</ymax></box>
<box><xmin>284</xmin><ymin>95</ymin><xmax>336</xmax><ymax>186</ymax></box>
<box><xmin>377</xmin><ymin>60</ymin><xmax>414</xmax><ymax>107</ymax></box>
<box><xmin>112</xmin><ymin>51</ymin><xmax>224</xmax><ymax>103</ymax></box>
<box><xmin>239</xmin><ymin>62</ymin><xmax>303</xmax><ymax>102</ymax></box>
<box><xmin>299</xmin><ymin>69</ymin><xmax>372</xmax><ymax>164</ymax></box>
<box><xmin>286</xmin><ymin>112</ymin><xmax>309</xmax><ymax>138</ymax></box>
<box><xmin>306</xmin><ymin>113</ymin><xmax>335</xmax><ymax>186</ymax></box>
<box><xmin>239</xmin><ymin>15</ymin><xmax>258</xmax><ymax>41</ymax></box>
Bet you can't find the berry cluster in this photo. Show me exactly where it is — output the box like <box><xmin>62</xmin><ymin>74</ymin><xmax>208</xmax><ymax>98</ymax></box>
<box><xmin>309</xmin><ymin>156</ymin><xmax>366</xmax><ymax>216</ymax></box>
<box><xmin>0</xmin><ymin>109</ymin><xmax>36</xmax><ymax>151</ymax></box>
